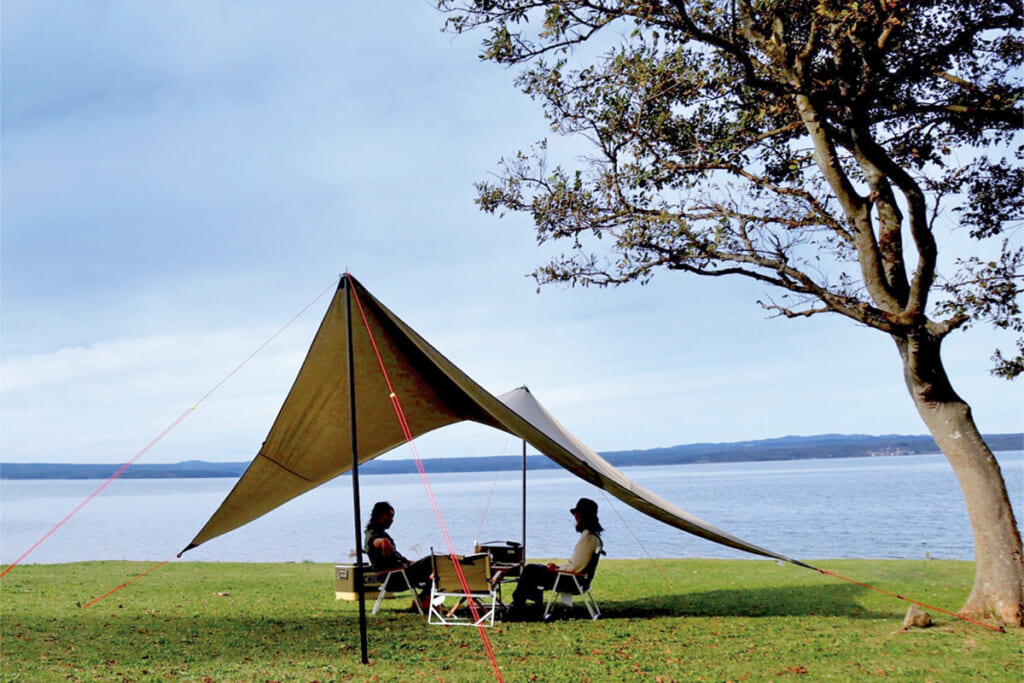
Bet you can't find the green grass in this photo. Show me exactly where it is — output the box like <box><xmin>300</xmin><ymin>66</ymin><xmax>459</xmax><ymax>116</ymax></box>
<box><xmin>1</xmin><ymin>559</ymin><xmax>1019</xmax><ymax>682</ymax></box>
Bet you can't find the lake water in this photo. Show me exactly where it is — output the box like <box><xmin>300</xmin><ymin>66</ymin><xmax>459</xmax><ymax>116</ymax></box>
<box><xmin>2</xmin><ymin>452</ymin><xmax>1021</xmax><ymax>565</ymax></box>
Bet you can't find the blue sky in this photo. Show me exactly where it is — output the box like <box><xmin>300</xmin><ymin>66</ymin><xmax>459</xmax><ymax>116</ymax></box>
<box><xmin>2</xmin><ymin>1</ymin><xmax>1021</xmax><ymax>466</ymax></box>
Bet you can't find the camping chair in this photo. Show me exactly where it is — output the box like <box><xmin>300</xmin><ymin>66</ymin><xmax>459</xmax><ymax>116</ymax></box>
<box><xmin>427</xmin><ymin>552</ymin><xmax>499</xmax><ymax>627</ymax></box>
<box><xmin>542</xmin><ymin>550</ymin><xmax>602</xmax><ymax>620</ymax></box>
<box><xmin>371</xmin><ymin>565</ymin><xmax>422</xmax><ymax>615</ymax></box>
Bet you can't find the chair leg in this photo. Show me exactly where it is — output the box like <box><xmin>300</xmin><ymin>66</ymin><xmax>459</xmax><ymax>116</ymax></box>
<box><xmin>581</xmin><ymin>590</ymin><xmax>600</xmax><ymax>620</ymax></box>
<box><xmin>372</xmin><ymin>584</ymin><xmax>387</xmax><ymax>615</ymax></box>
<box><xmin>542</xmin><ymin>590</ymin><xmax>600</xmax><ymax>620</ymax></box>
<box><xmin>372</xmin><ymin>570</ymin><xmax>421</xmax><ymax>615</ymax></box>
<box><xmin>427</xmin><ymin>587</ymin><xmax>444</xmax><ymax>624</ymax></box>
<box><xmin>475</xmin><ymin>595</ymin><xmax>497</xmax><ymax>627</ymax></box>
<box><xmin>430</xmin><ymin>593</ymin><xmax>498</xmax><ymax>627</ymax></box>
<box><xmin>542</xmin><ymin>592</ymin><xmax>558</xmax><ymax>620</ymax></box>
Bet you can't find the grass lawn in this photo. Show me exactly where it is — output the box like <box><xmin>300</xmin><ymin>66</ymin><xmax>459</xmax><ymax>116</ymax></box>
<box><xmin>0</xmin><ymin>559</ymin><xmax>1019</xmax><ymax>682</ymax></box>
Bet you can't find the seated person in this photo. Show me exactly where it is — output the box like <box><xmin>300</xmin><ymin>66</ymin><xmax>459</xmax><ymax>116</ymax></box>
<box><xmin>363</xmin><ymin>501</ymin><xmax>433</xmax><ymax>610</ymax></box>
<box><xmin>509</xmin><ymin>497</ymin><xmax>604</xmax><ymax>617</ymax></box>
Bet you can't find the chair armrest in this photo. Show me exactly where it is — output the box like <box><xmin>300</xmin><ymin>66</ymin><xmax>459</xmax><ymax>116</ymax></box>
<box><xmin>552</xmin><ymin>569</ymin><xmax>592</xmax><ymax>594</ymax></box>
<box><xmin>374</xmin><ymin>566</ymin><xmax>408</xmax><ymax>577</ymax></box>
<box><xmin>491</xmin><ymin>565</ymin><xmax>515</xmax><ymax>581</ymax></box>
<box><xmin>555</xmin><ymin>569</ymin><xmax>588</xmax><ymax>578</ymax></box>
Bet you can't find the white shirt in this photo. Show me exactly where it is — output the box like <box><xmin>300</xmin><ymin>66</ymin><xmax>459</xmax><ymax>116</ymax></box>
<box><xmin>561</xmin><ymin>529</ymin><xmax>602</xmax><ymax>573</ymax></box>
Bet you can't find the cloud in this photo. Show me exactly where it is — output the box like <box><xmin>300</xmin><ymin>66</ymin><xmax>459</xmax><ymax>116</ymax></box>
<box><xmin>0</xmin><ymin>325</ymin><xmax>310</xmax><ymax>463</ymax></box>
<box><xmin>2</xmin><ymin>1</ymin><xmax>1020</xmax><ymax>467</ymax></box>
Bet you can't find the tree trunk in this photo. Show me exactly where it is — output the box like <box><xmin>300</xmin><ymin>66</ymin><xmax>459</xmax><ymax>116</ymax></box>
<box><xmin>895</xmin><ymin>329</ymin><xmax>1024</xmax><ymax>627</ymax></box>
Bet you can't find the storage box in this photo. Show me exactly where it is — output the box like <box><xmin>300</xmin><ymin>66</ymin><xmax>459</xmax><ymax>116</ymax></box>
<box><xmin>474</xmin><ymin>540</ymin><xmax>524</xmax><ymax>565</ymax></box>
<box><xmin>334</xmin><ymin>563</ymin><xmax>384</xmax><ymax>601</ymax></box>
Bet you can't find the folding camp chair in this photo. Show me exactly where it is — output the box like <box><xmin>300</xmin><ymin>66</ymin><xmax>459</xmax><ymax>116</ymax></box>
<box><xmin>371</xmin><ymin>565</ymin><xmax>422</xmax><ymax>615</ymax></box>
<box><xmin>427</xmin><ymin>552</ymin><xmax>499</xmax><ymax>627</ymax></box>
<box><xmin>542</xmin><ymin>551</ymin><xmax>601</xmax><ymax>620</ymax></box>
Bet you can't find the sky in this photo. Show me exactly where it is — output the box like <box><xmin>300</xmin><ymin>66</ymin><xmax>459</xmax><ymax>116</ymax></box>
<box><xmin>2</xmin><ymin>1</ymin><xmax>1021</xmax><ymax>467</ymax></box>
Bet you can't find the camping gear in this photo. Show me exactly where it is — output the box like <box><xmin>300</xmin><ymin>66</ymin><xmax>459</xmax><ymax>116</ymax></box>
<box><xmin>371</xmin><ymin>566</ymin><xmax>422</xmax><ymax>615</ymax></box>
<box><xmin>179</xmin><ymin>273</ymin><xmax>799</xmax><ymax>665</ymax></box>
<box><xmin>427</xmin><ymin>552</ymin><xmax>500</xmax><ymax>627</ymax></box>
<box><xmin>474</xmin><ymin>541</ymin><xmax>523</xmax><ymax>567</ymax></box>
<box><xmin>181</xmin><ymin>275</ymin><xmax>793</xmax><ymax>564</ymax></box>
<box><xmin>543</xmin><ymin>550</ymin><xmax>602</xmax><ymax>620</ymax></box>
<box><xmin>334</xmin><ymin>563</ymin><xmax>383</xmax><ymax>601</ymax></box>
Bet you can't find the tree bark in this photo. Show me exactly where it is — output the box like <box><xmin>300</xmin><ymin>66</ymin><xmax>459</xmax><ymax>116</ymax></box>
<box><xmin>895</xmin><ymin>329</ymin><xmax>1024</xmax><ymax>626</ymax></box>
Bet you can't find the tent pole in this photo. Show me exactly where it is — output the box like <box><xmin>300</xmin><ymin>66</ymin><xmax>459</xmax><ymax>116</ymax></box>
<box><xmin>521</xmin><ymin>439</ymin><xmax>527</xmax><ymax>559</ymax></box>
<box><xmin>346</xmin><ymin>277</ymin><xmax>370</xmax><ymax>665</ymax></box>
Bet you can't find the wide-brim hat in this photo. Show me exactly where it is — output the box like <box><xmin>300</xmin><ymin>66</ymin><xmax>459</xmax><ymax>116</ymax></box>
<box><xmin>570</xmin><ymin>497</ymin><xmax>598</xmax><ymax>517</ymax></box>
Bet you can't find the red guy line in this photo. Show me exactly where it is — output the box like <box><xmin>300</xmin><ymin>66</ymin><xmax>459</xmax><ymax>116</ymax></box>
<box><xmin>812</xmin><ymin>566</ymin><xmax>1004</xmax><ymax>632</ymax></box>
<box><xmin>1</xmin><ymin>411</ymin><xmax>191</xmax><ymax>578</ymax></box>
<box><xmin>347</xmin><ymin>275</ymin><xmax>505</xmax><ymax>683</ymax></box>
<box><xmin>476</xmin><ymin>438</ymin><xmax>512</xmax><ymax>543</ymax></box>
<box><xmin>598</xmin><ymin>490</ymin><xmax>675</xmax><ymax>589</ymax></box>
<box><xmin>1</xmin><ymin>281</ymin><xmax>336</xmax><ymax>578</ymax></box>
<box><xmin>349</xmin><ymin>278</ymin><xmax>1005</xmax><ymax>638</ymax></box>
<box><xmin>81</xmin><ymin>556</ymin><xmax>176</xmax><ymax>608</ymax></box>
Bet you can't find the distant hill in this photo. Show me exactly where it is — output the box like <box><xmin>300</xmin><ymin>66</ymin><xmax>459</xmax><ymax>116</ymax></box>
<box><xmin>601</xmin><ymin>432</ymin><xmax>1024</xmax><ymax>466</ymax></box>
<box><xmin>2</xmin><ymin>433</ymin><xmax>1020</xmax><ymax>480</ymax></box>
<box><xmin>0</xmin><ymin>460</ymin><xmax>248</xmax><ymax>480</ymax></box>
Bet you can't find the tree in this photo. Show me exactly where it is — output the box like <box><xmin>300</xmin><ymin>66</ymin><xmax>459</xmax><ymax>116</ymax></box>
<box><xmin>439</xmin><ymin>0</ymin><xmax>1024</xmax><ymax>625</ymax></box>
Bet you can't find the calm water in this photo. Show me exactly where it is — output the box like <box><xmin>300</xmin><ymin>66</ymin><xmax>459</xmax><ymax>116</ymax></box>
<box><xmin>2</xmin><ymin>452</ymin><xmax>1021</xmax><ymax>565</ymax></box>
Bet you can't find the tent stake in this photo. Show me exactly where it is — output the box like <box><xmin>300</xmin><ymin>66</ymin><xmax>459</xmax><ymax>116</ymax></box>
<box><xmin>345</xmin><ymin>276</ymin><xmax>370</xmax><ymax>665</ymax></box>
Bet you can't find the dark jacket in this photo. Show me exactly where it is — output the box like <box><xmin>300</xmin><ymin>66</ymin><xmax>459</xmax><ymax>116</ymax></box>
<box><xmin>363</xmin><ymin>522</ymin><xmax>409</xmax><ymax>570</ymax></box>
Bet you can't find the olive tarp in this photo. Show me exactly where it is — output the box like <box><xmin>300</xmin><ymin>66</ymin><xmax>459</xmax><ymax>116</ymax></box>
<box><xmin>182</xmin><ymin>275</ymin><xmax>795</xmax><ymax>563</ymax></box>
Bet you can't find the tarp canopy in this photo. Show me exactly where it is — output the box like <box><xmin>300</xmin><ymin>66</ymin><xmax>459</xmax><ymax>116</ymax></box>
<box><xmin>183</xmin><ymin>275</ymin><xmax>794</xmax><ymax>563</ymax></box>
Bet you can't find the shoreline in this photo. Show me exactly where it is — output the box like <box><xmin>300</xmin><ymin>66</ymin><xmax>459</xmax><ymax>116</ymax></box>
<box><xmin>2</xmin><ymin>433</ymin><xmax>1021</xmax><ymax>480</ymax></box>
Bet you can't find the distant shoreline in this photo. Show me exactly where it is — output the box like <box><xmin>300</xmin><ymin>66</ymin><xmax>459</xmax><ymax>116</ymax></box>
<box><xmin>2</xmin><ymin>432</ymin><xmax>1021</xmax><ymax>480</ymax></box>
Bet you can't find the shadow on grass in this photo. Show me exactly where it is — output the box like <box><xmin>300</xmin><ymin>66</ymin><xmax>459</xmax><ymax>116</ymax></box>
<box><xmin>3</xmin><ymin>611</ymin><xmax>421</xmax><ymax>671</ymax></box>
<box><xmin>3</xmin><ymin>582</ymin><xmax>894</xmax><ymax>673</ymax></box>
<box><xmin>596</xmin><ymin>581</ymin><xmax>891</xmax><ymax>620</ymax></box>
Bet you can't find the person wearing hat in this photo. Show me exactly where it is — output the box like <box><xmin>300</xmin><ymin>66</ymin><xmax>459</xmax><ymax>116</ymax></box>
<box><xmin>507</xmin><ymin>497</ymin><xmax>604</xmax><ymax>619</ymax></box>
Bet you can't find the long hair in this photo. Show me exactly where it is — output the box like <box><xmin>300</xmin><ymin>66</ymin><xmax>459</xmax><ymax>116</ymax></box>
<box><xmin>576</xmin><ymin>512</ymin><xmax>603</xmax><ymax>535</ymax></box>
<box><xmin>368</xmin><ymin>501</ymin><xmax>393</xmax><ymax>526</ymax></box>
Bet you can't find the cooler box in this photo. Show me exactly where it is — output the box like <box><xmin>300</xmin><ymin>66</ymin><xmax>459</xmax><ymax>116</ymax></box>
<box><xmin>334</xmin><ymin>564</ymin><xmax>384</xmax><ymax>601</ymax></box>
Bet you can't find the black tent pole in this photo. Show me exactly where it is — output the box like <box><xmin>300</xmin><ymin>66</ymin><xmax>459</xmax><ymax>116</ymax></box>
<box><xmin>521</xmin><ymin>439</ymin><xmax>527</xmax><ymax>559</ymax></box>
<box><xmin>346</xmin><ymin>276</ymin><xmax>370</xmax><ymax>665</ymax></box>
